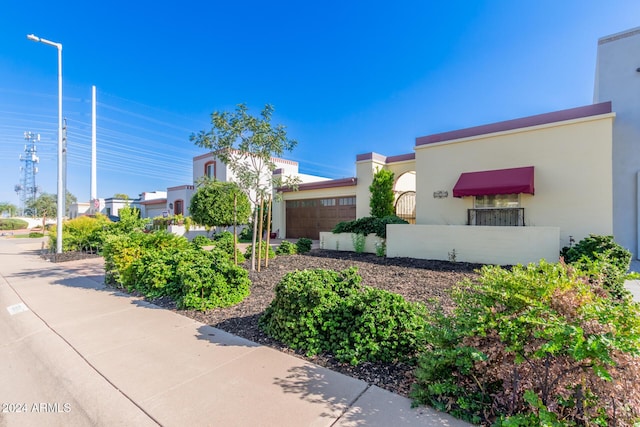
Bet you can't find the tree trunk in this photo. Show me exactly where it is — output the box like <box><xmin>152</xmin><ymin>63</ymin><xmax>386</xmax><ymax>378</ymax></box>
<box><xmin>257</xmin><ymin>197</ymin><xmax>264</xmax><ymax>272</ymax></box>
<box><xmin>265</xmin><ymin>195</ymin><xmax>272</xmax><ymax>268</ymax></box>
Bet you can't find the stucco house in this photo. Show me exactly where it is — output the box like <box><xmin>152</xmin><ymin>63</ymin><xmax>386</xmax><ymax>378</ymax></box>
<box><xmin>269</xmin><ymin>26</ymin><xmax>640</xmax><ymax>265</ymax></box>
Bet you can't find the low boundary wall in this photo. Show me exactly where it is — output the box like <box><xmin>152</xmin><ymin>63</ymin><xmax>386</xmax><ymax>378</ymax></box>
<box><xmin>386</xmin><ymin>224</ymin><xmax>560</xmax><ymax>265</ymax></box>
<box><xmin>319</xmin><ymin>232</ymin><xmax>384</xmax><ymax>254</ymax></box>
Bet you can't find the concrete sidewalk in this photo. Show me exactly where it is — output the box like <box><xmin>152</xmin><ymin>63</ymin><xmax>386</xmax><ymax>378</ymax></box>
<box><xmin>0</xmin><ymin>238</ymin><xmax>469</xmax><ymax>427</ymax></box>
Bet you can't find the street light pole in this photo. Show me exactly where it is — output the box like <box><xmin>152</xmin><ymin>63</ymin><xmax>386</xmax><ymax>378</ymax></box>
<box><xmin>27</xmin><ymin>34</ymin><xmax>63</xmax><ymax>254</ymax></box>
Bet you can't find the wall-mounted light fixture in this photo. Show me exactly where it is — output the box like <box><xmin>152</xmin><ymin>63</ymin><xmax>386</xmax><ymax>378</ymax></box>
<box><xmin>169</xmin><ymin>202</ymin><xmax>174</xmax><ymax>210</ymax></box>
<box><xmin>433</xmin><ymin>190</ymin><xmax>449</xmax><ymax>198</ymax></box>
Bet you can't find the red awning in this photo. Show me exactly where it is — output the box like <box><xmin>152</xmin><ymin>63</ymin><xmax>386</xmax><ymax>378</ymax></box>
<box><xmin>453</xmin><ymin>166</ymin><xmax>534</xmax><ymax>198</ymax></box>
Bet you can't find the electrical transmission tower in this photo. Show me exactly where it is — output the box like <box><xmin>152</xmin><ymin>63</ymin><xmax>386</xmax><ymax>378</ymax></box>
<box><xmin>14</xmin><ymin>132</ymin><xmax>40</xmax><ymax>216</ymax></box>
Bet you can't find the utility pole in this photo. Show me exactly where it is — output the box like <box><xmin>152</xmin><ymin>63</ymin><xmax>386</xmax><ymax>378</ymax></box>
<box><xmin>62</xmin><ymin>118</ymin><xmax>67</xmax><ymax>217</ymax></box>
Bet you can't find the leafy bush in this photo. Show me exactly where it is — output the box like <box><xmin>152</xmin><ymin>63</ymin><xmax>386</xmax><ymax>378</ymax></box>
<box><xmin>411</xmin><ymin>261</ymin><xmax>640</xmax><ymax>426</ymax></box>
<box><xmin>103</xmin><ymin>231</ymin><xmax>250</xmax><ymax>311</ymax></box>
<box><xmin>562</xmin><ymin>234</ymin><xmax>631</xmax><ymax>272</ymax></box>
<box><xmin>103</xmin><ymin>231</ymin><xmax>189</xmax><ymax>288</ymax></box>
<box><xmin>562</xmin><ymin>234</ymin><xmax>633</xmax><ymax>299</ymax></box>
<box><xmin>191</xmin><ymin>234</ymin><xmax>213</xmax><ymax>248</ymax></box>
<box><xmin>212</xmin><ymin>231</ymin><xmax>244</xmax><ymax>263</ymax></box>
<box><xmin>0</xmin><ymin>219</ymin><xmax>28</xmax><ymax>230</ymax></box>
<box><xmin>275</xmin><ymin>240</ymin><xmax>297</xmax><ymax>255</ymax></box>
<box><xmin>238</xmin><ymin>226</ymin><xmax>252</xmax><ymax>242</ymax></box>
<box><xmin>332</xmin><ymin>215</ymin><xmax>408</xmax><ymax>238</ymax></box>
<box><xmin>296</xmin><ymin>238</ymin><xmax>312</xmax><ymax>254</ymax></box>
<box><xmin>50</xmin><ymin>215</ymin><xmax>110</xmax><ymax>253</ymax></box>
<box><xmin>28</xmin><ymin>232</ymin><xmax>44</xmax><ymax>238</ymax></box>
<box><xmin>260</xmin><ymin>268</ymin><xmax>428</xmax><ymax>365</ymax></box>
<box><xmin>244</xmin><ymin>242</ymin><xmax>276</xmax><ymax>260</ymax></box>
<box><xmin>176</xmin><ymin>248</ymin><xmax>250</xmax><ymax>310</ymax></box>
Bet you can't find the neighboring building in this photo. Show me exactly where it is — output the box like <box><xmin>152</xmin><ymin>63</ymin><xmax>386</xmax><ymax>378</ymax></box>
<box><xmin>103</xmin><ymin>197</ymin><xmax>136</xmax><ymax>218</ymax></box>
<box><xmin>137</xmin><ymin>191</ymin><xmax>167</xmax><ymax>218</ymax></box>
<box><xmin>593</xmin><ymin>26</ymin><xmax>640</xmax><ymax>259</ymax></box>
<box><xmin>68</xmin><ymin>202</ymin><xmax>90</xmax><ymax>219</ymax></box>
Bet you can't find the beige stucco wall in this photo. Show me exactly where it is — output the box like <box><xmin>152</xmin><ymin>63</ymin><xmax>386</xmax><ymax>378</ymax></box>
<box><xmin>355</xmin><ymin>158</ymin><xmax>385</xmax><ymax>218</ymax></box>
<box><xmin>414</xmin><ymin>113</ymin><xmax>614</xmax><ymax>249</ymax></box>
<box><xmin>386</xmin><ymin>224</ymin><xmax>560</xmax><ymax>265</ymax></box>
<box><xmin>319</xmin><ymin>232</ymin><xmax>384</xmax><ymax>254</ymax></box>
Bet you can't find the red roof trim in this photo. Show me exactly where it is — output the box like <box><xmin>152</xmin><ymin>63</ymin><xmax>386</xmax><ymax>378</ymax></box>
<box><xmin>417</xmin><ymin>102</ymin><xmax>612</xmax><ymax>146</ymax></box>
<box><xmin>356</xmin><ymin>152</ymin><xmax>415</xmax><ymax>163</ymax></box>
<box><xmin>453</xmin><ymin>166</ymin><xmax>535</xmax><ymax>198</ymax></box>
<box><xmin>280</xmin><ymin>177</ymin><xmax>357</xmax><ymax>192</ymax></box>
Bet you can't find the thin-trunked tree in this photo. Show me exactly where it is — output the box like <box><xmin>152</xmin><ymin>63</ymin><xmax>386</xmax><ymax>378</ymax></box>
<box><xmin>190</xmin><ymin>103</ymin><xmax>299</xmax><ymax>270</ymax></box>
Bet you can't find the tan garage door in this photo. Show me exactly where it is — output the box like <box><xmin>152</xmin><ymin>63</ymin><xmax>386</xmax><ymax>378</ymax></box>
<box><xmin>286</xmin><ymin>196</ymin><xmax>356</xmax><ymax>239</ymax></box>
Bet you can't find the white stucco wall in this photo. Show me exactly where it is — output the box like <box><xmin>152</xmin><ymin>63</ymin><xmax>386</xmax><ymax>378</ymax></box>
<box><xmin>594</xmin><ymin>27</ymin><xmax>640</xmax><ymax>258</ymax></box>
<box><xmin>414</xmin><ymin>113</ymin><xmax>614</xmax><ymax>250</ymax></box>
<box><xmin>386</xmin><ymin>224</ymin><xmax>560</xmax><ymax>265</ymax></box>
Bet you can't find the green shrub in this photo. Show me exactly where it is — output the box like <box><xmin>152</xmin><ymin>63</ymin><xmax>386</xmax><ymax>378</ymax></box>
<box><xmin>102</xmin><ymin>231</ymin><xmax>189</xmax><ymax>288</ymax></box>
<box><xmin>191</xmin><ymin>234</ymin><xmax>213</xmax><ymax>248</ymax></box>
<box><xmin>260</xmin><ymin>268</ymin><xmax>428</xmax><ymax>365</ymax></box>
<box><xmin>103</xmin><ymin>231</ymin><xmax>250</xmax><ymax>311</ymax></box>
<box><xmin>296</xmin><ymin>238</ymin><xmax>312</xmax><ymax>254</ymax></box>
<box><xmin>562</xmin><ymin>234</ymin><xmax>633</xmax><ymax>300</ymax></box>
<box><xmin>332</xmin><ymin>215</ymin><xmax>407</xmax><ymax>238</ymax></box>
<box><xmin>411</xmin><ymin>261</ymin><xmax>640</xmax><ymax>426</ymax></box>
<box><xmin>0</xmin><ymin>219</ymin><xmax>29</xmax><ymax>230</ymax></box>
<box><xmin>244</xmin><ymin>242</ymin><xmax>276</xmax><ymax>260</ymax></box>
<box><xmin>50</xmin><ymin>215</ymin><xmax>109</xmax><ymax>253</ymax></box>
<box><xmin>562</xmin><ymin>234</ymin><xmax>631</xmax><ymax>272</ymax></box>
<box><xmin>212</xmin><ymin>231</ymin><xmax>244</xmax><ymax>262</ymax></box>
<box><xmin>238</xmin><ymin>226</ymin><xmax>252</xmax><ymax>242</ymax></box>
<box><xmin>28</xmin><ymin>232</ymin><xmax>44</xmax><ymax>238</ymax></box>
<box><xmin>275</xmin><ymin>240</ymin><xmax>297</xmax><ymax>255</ymax></box>
<box><xmin>176</xmin><ymin>248</ymin><xmax>250</xmax><ymax>311</ymax></box>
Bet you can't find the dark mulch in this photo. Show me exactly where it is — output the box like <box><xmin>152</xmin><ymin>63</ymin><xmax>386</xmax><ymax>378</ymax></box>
<box><xmin>151</xmin><ymin>249</ymin><xmax>482</xmax><ymax>398</ymax></box>
<box><xmin>41</xmin><ymin>251</ymin><xmax>101</xmax><ymax>263</ymax></box>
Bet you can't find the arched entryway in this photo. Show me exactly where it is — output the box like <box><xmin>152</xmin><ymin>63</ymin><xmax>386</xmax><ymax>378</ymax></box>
<box><xmin>393</xmin><ymin>171</ymin><xmax>416</xmax><ymax>224</ymax></box>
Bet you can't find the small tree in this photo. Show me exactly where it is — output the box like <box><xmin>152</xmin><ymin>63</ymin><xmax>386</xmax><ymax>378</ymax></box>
<box><xmin>369</xmin><ymin>168</ymin><xmax>395</xmax><ymax>218</ymax></box>
<box><xmin>190</xmin><ymin>180</ymin><xmax>251</xmax><ymax>229</ymax></box>
<box><xmin>191</xmin><ymin>103</ymin><xmax>299</xmax><ymax>270</ymax></box>
<box><xmin>25</xmin><ymin>192</ymin><xmax>57</xmax><ymax>217</ymax></box>
<box><xmin>0</xmin><ymin>202</ymin><xmax>18</xmax><ymax>217</ymax></box>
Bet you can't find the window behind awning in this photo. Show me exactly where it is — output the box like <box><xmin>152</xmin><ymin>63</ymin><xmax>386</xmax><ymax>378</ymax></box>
<box><xmin>453</xmin><ymin>166</ymin><xmax>534</xmax><ymax>198</ymax></box>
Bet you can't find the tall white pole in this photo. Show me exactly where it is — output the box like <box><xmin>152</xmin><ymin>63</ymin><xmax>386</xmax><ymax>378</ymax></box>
<box><xmin>91</xmin><ymin>85</ymin><xmax>97</xmax><ymax>204</ymax></box>
<box><xmin>27</xmin><ymin>34</ymin><xmax>63</xmax><ymax>254</ymax></box>
<box><xmin>56</xmin><ymin>44</ymin><xmax>63</xmax><ymax>254</ymax></box>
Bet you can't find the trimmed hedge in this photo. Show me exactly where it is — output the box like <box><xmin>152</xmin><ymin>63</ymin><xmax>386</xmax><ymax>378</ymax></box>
<box><xmin>332</xmin><ymin>215</ymin><xmax>408</xmax><ymax>238</ymax></box>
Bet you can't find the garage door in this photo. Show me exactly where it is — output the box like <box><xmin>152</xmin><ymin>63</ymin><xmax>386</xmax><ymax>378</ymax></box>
<box><xmin>286</xmin><ymin>196</ymin><xmax>356</xmax><ymax>239</ymax></box>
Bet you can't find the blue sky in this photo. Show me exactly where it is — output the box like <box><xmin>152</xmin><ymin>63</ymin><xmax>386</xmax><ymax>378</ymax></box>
<box><xmin>1</xmin><ymin>1</ymin><xmax>639</xmax><ymax>206</ymax></box>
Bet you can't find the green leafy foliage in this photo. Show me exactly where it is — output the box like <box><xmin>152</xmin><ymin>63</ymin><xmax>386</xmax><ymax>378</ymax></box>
<box><xmin>189</xmin><ymin>180</ymin><xmax>251</xmax><ymax>228</ymax></box>
<box><xmin>411</xmin><ymin>261</ymin><xmax>640</xmax><ymax>426</ymax></box>
<box><xmin>562</xmin><ymin>234</ymin><xmax>631</xmax><ymax>272</ymax></box>
<box><xmin>49</xmin><ymin>215</ymin><xmax>111</xmax><ymax>253</ymax></box>
<box><xmin>332</xmin><ymin>215</ymin><xmax>408</xmax><ymax>238</ymax></box>
<box><xmin>260</xmin><ymin>268</ymin><xmax>428</xmax><ymax>365</ymax></box>
<box><xmin>296</xmin><ymin>238</ymin><xmax>312</xmax><ymax>254</ymax></box>
<box><xmin>176</xmin><ymin>248</ymin><xmax>250</xmax><ymax>310</ymax></box>
<box><xmin>244</xmin><ymin>242</ymin><xmax>275</xmax><ymax>260</ymax></box>
<box><xmin>0</xmin><ymin>219</ymin><xmax>28</xmax><ymax>230</ymax></box>
<box><xmin>191</xmin><ymin>234</ymin><xmax>213</xmax><ymax>248</ymax></box>
<box><xmin>275</xmin><ymin>240</ymin><xmax>297</xmax><ymax>255</ymax></box>
<box><xmin>369</xmin><ymin>168</ymin><xmax>395</xmax><ymax>218</ymax></box>
<box><xmin>190</xmin><ymin>103</ymin><xmax>300</xmax><ymax>271</ymax></box>
<box><xmin>212</xmin><ymin>231</ymin><xmax>244</xmax><ymax>263</ymax></box>
<box><xmin>102</xmin><ymin>231</ymin><xmax>250</xmax><ymax>311</ymax></box>
<box><xmin>562</xmin><ymin>234</ymin><xmax>633</xmax><ymax>300</ymax></box>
